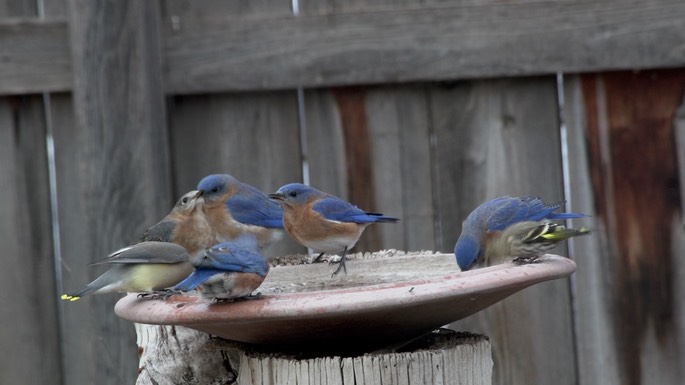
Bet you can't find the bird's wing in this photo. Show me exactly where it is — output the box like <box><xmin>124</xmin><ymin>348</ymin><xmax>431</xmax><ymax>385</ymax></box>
<box><xmin>202</xmin><ymin>244</ymin><xmax>268</xmax><ymax>275</ymax></box>
<box><xmin>90</xmin><ymin>242</ymin><xmax>188</xmax><ymax>265</ymax></box>
<box><xmin>311</xmin><ymin>197</ymin><xmax>379</xmax><ymax>223</ymax></box>
<box><xmin>140</xmin><ymin>219</ymin><xmax>176</xmax><ymax>242</ymax></box>
<box><xmin>486</xmin><ymin>197</ymin><xmax>553</xmax><ymax>231</ymax></box>
<box><xmin>226</xmin><ymin>189</ymin><xmax>284</xmax><ymax>228</ymax></box>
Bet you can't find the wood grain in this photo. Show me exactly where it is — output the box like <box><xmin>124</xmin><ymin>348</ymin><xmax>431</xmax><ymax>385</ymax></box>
<box><xmin>364</xmin><ymin>86</ymin><xmax>435</xmax><ymax>251</ymax></box>
<box><xmin>233</xmin><ymin>333</ymin><xmax>491</xmax><ymax>385</ymax></box>
<box><xmin>163</xmin><ymin>0</ymin><xmax>685</xmax><ymax>93</ymax></box>
<box><xmin>58</xmin><ymin>1</ymin><xmax>170</xmax><ymax>384</ymax></box>
<box><xmin>4</xmin><ymin>0</ymin><xmax>685</xmax><ymax>94</ymax></box>
<box><xmin>0</xmin><ymin>19</ymin><xmax>70</xmax><ymax>94</ymax></box>
<box><xmin>576</xmin><ymin>69</ymin><xmax>685</xmax><ymax>385</ymax></box>
<box><xmin>0</xmin><ymin>96</ymin><xmax>62</xmax><ymax>385</ymax></box>
<box><xmin>562</xmin><ymin>74</ymin><xmax>621</xmax><ymax>385</ymax></box>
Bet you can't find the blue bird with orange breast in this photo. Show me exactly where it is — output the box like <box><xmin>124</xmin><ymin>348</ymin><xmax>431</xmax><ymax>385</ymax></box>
<box><xmin>269</xmin><ymin>183</ymin><xmax>399</xmax><ymax>276</ymax></box>
<box><xmin>174</xmin><ymin>235</ymin><xmax>269</xmax><ymax>301</ymax></box>
<box><xmin>455</xmin><ymin>196</ymin><xmax>586</xmax><ymax>271</ymax></box>
<box><xmin>197</xmin><ymin>174</ymin><xmax>284</xmax><ymax>249</ymax></box>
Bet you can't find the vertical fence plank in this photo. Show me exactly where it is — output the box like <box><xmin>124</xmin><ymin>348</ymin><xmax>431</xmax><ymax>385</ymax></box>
<box><xmin>0</xmin><ymin>4</ymin><xmax>60</xmax><ymax>385</ymax></box>
<box><xmin>431</xmin><ymin>77</ymin><xmax>577</xmax><ymax>385</ymax></box>
<box><xmin>303</xmin><ymin>89</ymin><xmax>348</xmax><ymax>197</ymax></box>
<box><xmin>0</xmin><ymin>97</ymin><xmax>61</xmax><ymax>385</ymax></box>
<box><xmin>365</xmin><ymin>86</ymin><xmax>435</xmax><ymax>251</ymax></box>
<box><xmin>568</xmin><ymin>70</ymin><xmax>685</xmax><ymax>385</ymax></box>
<box><xmin>59</xmin><ymin>1</ymin><xmax>170</xmax><ymax>384</ymax></box>
<box><xmin>562</xmin><ymin>74</ymin><xmax>622</xmax><ymax>385</ymax></box>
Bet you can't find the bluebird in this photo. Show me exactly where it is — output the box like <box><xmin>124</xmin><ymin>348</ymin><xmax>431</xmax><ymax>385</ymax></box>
<box><xmin>197</xmin><ymin>174</ymin><xmax>284</xmax><ymax>248</ymax></box>
<box><xmin>484</xmin><ymin>221</ymin><xmax>590</xmax><ymax>266</ymax></box>
<box><xmin>61</xmin><ymin>190</ymin><xmax>211</xmax><ymax>300</ymax></box>
<box><xmin>60</xmin><ymin>242</ymin><xmax>191</xmax><ymax>301</ymax></box>
<box><xmin>174</xmin><ymin>235</ymin><xmax>269</xmax><ymax>301</ymax></box>
<box><xmin>268</xmin><ymin>183</ymin><xmax>399</xmax><ymax>276</ymax></box>
<box><xmin>454</xmin><ymin>196</ymin><xmax>586</xmax><ymax>271</ymax></box>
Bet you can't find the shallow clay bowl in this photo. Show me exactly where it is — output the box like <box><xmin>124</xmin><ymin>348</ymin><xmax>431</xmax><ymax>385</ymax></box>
<box><xmin>115</xmin><ymin>252</ymin><xmax>576</xmax><ymax>353</ymax></box>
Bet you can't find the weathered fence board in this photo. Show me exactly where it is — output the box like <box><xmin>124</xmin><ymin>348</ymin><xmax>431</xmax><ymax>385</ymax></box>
<box><xmin>431</xmin><ymin>77</ymin><xmax>577</xmax><ymax>385</ymax></box>
<box><xmin>365</xmin><ymin>86</ymin><xmax>435</xmax><ymax>251</ymax></box>
<box><xmin>0</xmin><ymin>20</ymin><xmax>70</xmax><ymax>94</ymax></box>
<box><xmin>5</xmin><ymin>0</ymin><xmax>685</xmax><ymax>95</ymax></box>
<box><xmin>0</xmin><ymin>96</ymin><xmax>62</xmax><ymax>385</ymax></box>
<box><xmin>162</xmin><ymin>0</ymin><xmax>685</xmax><ymax>93</ymax></box>
<box><xmin>565</xmin><ymin>70</ymin><xmax>685</xmax><ymax>385</ymax></box>
<box><xmin>57</xmin><ymin>2</ymin><xmax>171</xmax><ymax>384</ymax></box>
<box><xmin>563</xmin><ymin>74</ymin><xmax>622</xmax><ymax>385</ymax></box>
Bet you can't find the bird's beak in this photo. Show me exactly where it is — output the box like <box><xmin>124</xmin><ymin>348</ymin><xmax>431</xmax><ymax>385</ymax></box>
<box><xmin>195</xmin><ymin>190</ymin><xmax>204</xmax><ymax>198</ymax></box>
<box><xmin>268</xmin><ymin>192</ymin><xmax>284</xmax><ymax>201</ymax></box>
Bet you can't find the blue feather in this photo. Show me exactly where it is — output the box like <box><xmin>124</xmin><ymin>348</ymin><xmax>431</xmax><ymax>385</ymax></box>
<box><xmin>226</xmin><ymin>194</ymin><xmax>284</xmax><ymax>228</ymax></box>
<box><xmin>313</xmin><ymin>198</ymin><xmax>399</xmax><ymax>224</ymax></box>
<box><xmin>174</xmin><ymin>269</ymin><xmax>222</xmax><ymax>291</ymax></box>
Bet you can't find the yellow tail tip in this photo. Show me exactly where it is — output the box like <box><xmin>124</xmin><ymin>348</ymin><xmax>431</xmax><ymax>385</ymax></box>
<box><xmin>61</xmin><ymin>294</ymin><xmax>80</xmax><ymax>301</ymax></box>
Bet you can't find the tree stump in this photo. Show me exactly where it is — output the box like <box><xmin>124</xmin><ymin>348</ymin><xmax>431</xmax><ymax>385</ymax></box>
<box><xmin>135</xmin><ymin>324</ymin><xmax>491</xmax><ymax>385</ymax></box>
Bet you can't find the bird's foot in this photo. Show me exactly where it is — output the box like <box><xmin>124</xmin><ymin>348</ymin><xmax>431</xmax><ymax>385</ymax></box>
<box><xmin>137</xmin><ymin>289</ymin><xmax>180</xmax><ymax>300</ymax></box>
<box><xmin>213</xmin><ymin>292</ymin><xmax>262</xmax><ymax>303</ymax></box>
<box><xmin>311</xmin><ymin>252</ymin><xmax>326</xmax><ymax>264</ymax></box>
<box><xmin>330</xmin><ymin>256</ymin><xmax>347</xmax><ymax>277</ymax></box>
<box><xmin>512</xmin><ymin>256</ymin><xmax>542</xmax><ymax>265</ymax></box>
<box><xmin>244</xmin><ymin>292</ymin><xmax>262</xmax><ymax>300</ymax></box>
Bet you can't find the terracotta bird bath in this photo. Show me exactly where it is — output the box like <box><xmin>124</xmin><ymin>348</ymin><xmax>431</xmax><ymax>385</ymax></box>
<box><xmin>115</xmin><ymin>251</ymin><xmax>576</xmax><ymax>354</ymax></box>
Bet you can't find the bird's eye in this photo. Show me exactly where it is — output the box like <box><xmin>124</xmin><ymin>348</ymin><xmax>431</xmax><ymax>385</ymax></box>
<box><xmin>211</xmin><ymin>187</ymin><xmax>220</xmax><ymax>193</ymax></box>
<box><xmin>289</xmin><ymin>191</ymin><xmax>298</xmax><ymax>197</ymax></box>
<box><xmin>181</xmin><ymin>197</ymin><xmax>189</xmax><ymax>204</ymax></box>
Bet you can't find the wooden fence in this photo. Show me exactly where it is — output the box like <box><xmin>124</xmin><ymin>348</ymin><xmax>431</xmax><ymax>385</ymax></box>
<box><xmin>2</xmin><ymin>1</ymin><xmax>685</xmax><ymax>384</ymax></box>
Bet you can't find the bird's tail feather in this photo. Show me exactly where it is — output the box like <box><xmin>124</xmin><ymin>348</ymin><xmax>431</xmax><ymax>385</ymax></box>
<box><xmin>60</xmin><ymin>284</ymin><xmax>99</xmax><ymax>301</ymax></box>
<box><xmin>546</xmin><ymin>212</ymin><xmax>587</xmax><ymax>220</ymax></box>
<box><xmin>366</xmin><ymin>213</ymin><xmax>400</xmax><ymax>223</ymax></box>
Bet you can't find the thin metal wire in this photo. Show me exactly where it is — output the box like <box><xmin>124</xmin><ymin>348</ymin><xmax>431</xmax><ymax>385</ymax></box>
<box><xmin>291</xmin><ymin>0</ymin><xmax>310</xmax><ymax>186</ymax></box>
<box><xmin>556</xmin><ymin>72</ymin><xmax>581</xmax><ymax>385</ymax></box>
<box><xmin>38</xmin><ymin>1</ymin><xmax>66</xmax><ymax>383</ymax></box>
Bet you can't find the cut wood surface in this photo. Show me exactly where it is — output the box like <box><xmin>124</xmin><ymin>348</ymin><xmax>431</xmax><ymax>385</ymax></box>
<box><xmin>135</xmin><ymin>326</ymin><xmax>491</xmax><ymax>385</ymax></box>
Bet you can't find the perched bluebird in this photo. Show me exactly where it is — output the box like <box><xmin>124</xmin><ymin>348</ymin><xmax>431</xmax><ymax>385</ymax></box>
<box><xmin>174</xmin><ymin>235</ymin><xmax>269</xmax><ymax>301</ymax></box>
<box><xmin>197</xmin><ymin>174</ymin><xmax>284</xmax><ymax>248</ymax></box>
<box><xmin>61</xmin><ymin>190</ymin><xmax>213</xmax><ymax>300</ymax></box>
<box><xmin>268</xmin><ymin>183</ymin><xmax>399</xmax><ymax>276</ymax></box>
<box><xmin>60</xmin><ymin>242</ymin><xmax>191</xmax><ymax>301</ymax></box>
<box><xmin>454</xmin><ymin>196</ymin><xmax>586</xmax><ymax>271</ymax></box>
<box><xmin>484</xmin><ymin>221</ymin><xmax>590</xmax><ymax>266</ymax></box>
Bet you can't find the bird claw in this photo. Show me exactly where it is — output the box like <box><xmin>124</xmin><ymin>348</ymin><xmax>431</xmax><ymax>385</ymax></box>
<box><xmin>330</xmin><ymin>257</ymin><xmax>347</xmax><ymax>277</ymax></box>
<box><xmin>512</xmin><ymin>256</ymin><xmax>542</xmax><ymax>265</ymax></box>
<box><xmin>311</xmin><ymin>253</ymin><xmax>326</xmax><ymax>264</ymax></box>
<box><xmin>137</xmin><ymin>289</ymin><xmax>180</xmax><ymax>300</ymax></box>
<box><xmin>213</xmin><ymin>292</ymin><xmax>262</xmax><ymax>303</ymax></box>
